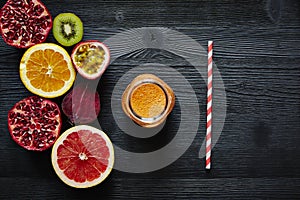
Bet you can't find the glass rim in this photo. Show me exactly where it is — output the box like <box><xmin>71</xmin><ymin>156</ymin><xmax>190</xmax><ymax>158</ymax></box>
<box><xmin>127</xmin><ymin>79</ymin><xmax>169</xmax><ymax>123</ymax></box>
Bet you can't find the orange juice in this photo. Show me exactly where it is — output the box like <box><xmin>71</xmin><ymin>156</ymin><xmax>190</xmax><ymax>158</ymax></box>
<box><xmin>130</xmin><ymin>83</ymin><xmax>166</xmax><ymax>119</ymax></box>
<box><xmin>122</xmin><ymin>74</ymin><xmax>175</xmax><ymax>128</ymax></box>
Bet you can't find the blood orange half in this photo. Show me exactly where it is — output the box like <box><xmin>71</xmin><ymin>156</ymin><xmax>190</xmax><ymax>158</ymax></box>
<box><xmin>51</xmin><ymin>125</ymin><xmax>114</xmax><ymax>188</ymax></box>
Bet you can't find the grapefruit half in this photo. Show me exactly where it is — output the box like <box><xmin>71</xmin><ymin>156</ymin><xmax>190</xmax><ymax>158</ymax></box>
<box><xmin>51</xmin><ymin>125</ymin><xmax>114</xmax><ymax>188</ymax></box>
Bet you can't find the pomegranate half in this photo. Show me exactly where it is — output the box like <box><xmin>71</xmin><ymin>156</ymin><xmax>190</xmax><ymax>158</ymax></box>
<box><xmin>7</xmin><ymin>96</ymin><xmax>61</xmax><ymax>151</ymax></box>
<box><xmin>71</xmin><ymin>40</ymin><xmax>110</xmax><ymax>79</ymax></box>
<box><xmin>0</xmin><ymin>0</ymin><xmax>52</xmax><ymax>48</ymax></box>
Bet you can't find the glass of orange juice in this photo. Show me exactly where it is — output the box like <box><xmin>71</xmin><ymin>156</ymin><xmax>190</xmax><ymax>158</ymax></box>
<box><xmin>122</xmin><ymin>74</ymin><xmax>175</xmax><ymax>128</ymax></box>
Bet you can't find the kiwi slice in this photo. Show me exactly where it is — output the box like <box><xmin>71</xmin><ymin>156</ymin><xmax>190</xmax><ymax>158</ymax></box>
<box><xmin>53</xmin><ymin>13</ymin><xmax>83</xmax><ymax>47</ymax></box>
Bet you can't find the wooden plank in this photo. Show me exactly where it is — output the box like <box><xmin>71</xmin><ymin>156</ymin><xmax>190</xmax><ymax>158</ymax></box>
<box><xmin>0</xmin><ymin>177</ymin><xmax>299</xmax><ymax>199</ymax></box>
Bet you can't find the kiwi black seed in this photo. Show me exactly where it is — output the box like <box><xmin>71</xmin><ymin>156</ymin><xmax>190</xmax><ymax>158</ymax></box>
<box><xmin>53</xmin><ymin>13</ymin><xmax>83</xmax><ymax>47</ymax></box>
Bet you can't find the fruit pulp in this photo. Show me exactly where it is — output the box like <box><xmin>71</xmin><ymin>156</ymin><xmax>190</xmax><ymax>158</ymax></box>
<box><xmin>57</xmin><ymin>130</ymin><xmax>109</xmax><ymax>183</ymax></box>
<box><xmin>74</xmin><ymin>44</ymin><xmax>106</xmax><ymax>74</ymax></box>
<box><xmin>51</xmin><ymin>125</ymin><xmax>114</xmax><ymax>188</ymax></box>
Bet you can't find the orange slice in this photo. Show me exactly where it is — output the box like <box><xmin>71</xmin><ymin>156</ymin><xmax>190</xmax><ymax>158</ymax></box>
<box><xmin>20</xmin><ymin>43</ymin><xmax>76</xmax><ymax>98</ymax></box>
<box><xmin>51</xmin><ymin>125</ymin><xmax>114</xmax><ymax>188</ymax></box>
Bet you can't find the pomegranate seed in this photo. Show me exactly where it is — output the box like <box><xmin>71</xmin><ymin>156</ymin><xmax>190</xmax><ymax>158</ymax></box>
<box><xmin>2</xmin><ymin>23</ymin><xmax>8</xmax><ymax>29</ymax></box>
<box><xmin>9</xmin><ymin>9</ymin><xmax>15</xmax><ymax>15</ymax></box>
<box><xmin>54</xmin><ymin>110</ymin><xmax>59</xmax><ymax>115</ymax></box>
<box><xmin>42</xmin><ymin>107</ymin><xmax>48</xmax><ymax>113</ymax></box>
<box><xmin>31</xmin><ymin>97</ymin><xmax>36</xmax><ymax>103</ymax></box>
<box><xmin>13</xmin><ymin>34</ymin><xmax>19</xmax><ymax>40</ymax></box>
<box><xmin>35</xmin><ymin>112</ymin><xmax>40</xmax><ymax>118</ymax></box>
<box><xmin>13</xmin><ymin>130</ymin><xmax>20</xmax><ymax>137</ymax></box>
<box><xmin>22</xmin><ymin>138</ymin><xmax>31</xmax><ymax>146</ymax></box>
<box><xmin>1</xmin><ymin>11</ymin><xmax>8</xmax><ymax>18</ymax></box>
<box><xmin>51</xmin><ymin>105</ymin><xmax>57</xmax><ymax>111</ymax></box>
<box><xmin>28</xmin><ymin>26</ymin><xmax>34</xmax><ymax>33</ymax></box>
<box><xmin>11</xmin><ymin>0</ymin><xmax>22</xmax><ymax>6</ymax></box>
<box><xmin>24</xmin><ymin>0</ymin><xmax>30</xmax><ymax>5</ymax></box>
<box><xmin>20</xmin><ymin>40</ymin><xmax>27</xmax><ymax>46</ymax></box>
<box><xmin>9</xmin><ymin>112</ymin><xmax>15</xmax><ymax>119</ymax></box>
<box><xmin>39</xmin><ymin>136</ymin><xmax>47</xmax><ymax>142</ymax></box>
<box><xmin>20</xmin><ymin>29</ymin><xmax>26</xmax><ymax>36</ymax></box>
<box><xmin>36</xmin><ymin>124</ymin><xmax>41</xmax><ymax>129</ymax></box>
<box><xmin>49</xmin><ymin>135</ymin><xmax>56</xmax><ymax>141</ymax></box>
<box><xmin>32</xmin><ymin>130</ymin><xmax>38</xmax><ymax>136</ymax></box>
<box><xmin>23</xmin><ymin>105</ymin><xmax>30</xmax><ymax>112</ymax></box>
<box><xmin>38</xmin><ymin>143</ymin><xmax>44</xmax><ymax>148</ymax></box>
<box><xmin>15</xmin><ymin>23</ymin><xmax>22</xmax><ymax>29</ymax></box>
<box><xmin>41</xmin><ymin>22</ymin><xmax>48</xmax><ymax>30</ymax></box>
<box><xmin>17</xmin><ymin>17</ymin><xmax>24</xmax><ymax>22</ymax></box>
<box><xmin>46</xmin><ymin>135</ymin><xmax>53</xmax><ymax>140</ymax></box>
<box><xmin>35</xmin><ymin>33</ymin><xmax>44</xmax><ymax>40</ymax></box>
<box><xmin>22</xmin><ymin>14</ymin><xmax>29</xmax><ymax>20</ymax></box>
<box><xmin>6</xmin><ymin>32</ymin><xmax>15</xmax><ymax>40</ymax></box>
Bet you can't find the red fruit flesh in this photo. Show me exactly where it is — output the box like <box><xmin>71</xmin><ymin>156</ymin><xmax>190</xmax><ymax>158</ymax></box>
<box><xmin>62</xmin><ymin>84</ymin><xmax>100</xmax><ymax>124</ymax></box>
<box><xmin>57</xmin><ymin>130</ymin><xmax>109</xmax><ymax>182</ymax></box>
<box><xmin>7</xmin><ymin>96</ymin><xmax>61</xmax><ymax>151</ymax></box>
<box><xmin>0</xmin><ymin>0</ymin><xmax>52</xmax><ymax>48</ymax></box>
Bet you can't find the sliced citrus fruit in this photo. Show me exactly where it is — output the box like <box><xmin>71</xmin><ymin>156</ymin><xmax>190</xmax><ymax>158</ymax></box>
<box><xmin>51</xmin><ymin>125</ymin><xmax>114</xmax><ymax>188</ymax></box>
<box><xmin>20</xmin><ymin>43</ymin><xmax>76</xmax><ymax>98</ymax></box>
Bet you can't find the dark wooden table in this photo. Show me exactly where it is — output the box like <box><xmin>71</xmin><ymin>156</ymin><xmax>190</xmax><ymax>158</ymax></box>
<box><xmin>1</xmin><ymin>0</ymin><xmax>300</xmax><ymax>199</ymax></box>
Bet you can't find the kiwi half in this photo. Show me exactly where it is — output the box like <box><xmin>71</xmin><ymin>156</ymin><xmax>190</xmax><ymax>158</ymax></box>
<box><xmin>53</xmin><ymin>13</ymin><xmax>83</xmax><ymax>47</ymax></box>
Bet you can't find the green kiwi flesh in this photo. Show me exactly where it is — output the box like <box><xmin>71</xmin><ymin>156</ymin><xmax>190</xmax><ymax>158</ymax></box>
<box><xmin>53</xmin><ymin>13</ymin><xmax>83</xmax><ymax>47</ymax></box>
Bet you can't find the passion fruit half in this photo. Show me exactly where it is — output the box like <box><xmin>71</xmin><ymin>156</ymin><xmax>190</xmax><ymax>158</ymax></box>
<box><xmin>71</xmin><ymin>40</ymin><xmax>110</xmax><ymax>79</ymax></box>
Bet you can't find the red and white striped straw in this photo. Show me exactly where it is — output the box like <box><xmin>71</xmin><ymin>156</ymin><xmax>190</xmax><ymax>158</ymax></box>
<box><xmin>206</xmin><ymin>41</ymin><xmax>213</xmax><ymax>170</ymax></box>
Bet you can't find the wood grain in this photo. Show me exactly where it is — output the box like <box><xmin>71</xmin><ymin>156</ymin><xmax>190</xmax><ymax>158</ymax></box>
<box><xmin>0</xmin><ymin>177</ymin><xmax>300</xmax><ymax>199</ymax></box>
<box><xmin>0</xmin><ymin>0</ymin><xmax>300</xmax><ymax>199</ymax></box>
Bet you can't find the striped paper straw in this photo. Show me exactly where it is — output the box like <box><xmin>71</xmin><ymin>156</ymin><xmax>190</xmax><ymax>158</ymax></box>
<box><xmin>206</xmin><ymin>41</ymin><xmax>213</xmax><ymax>170</ymax></box>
